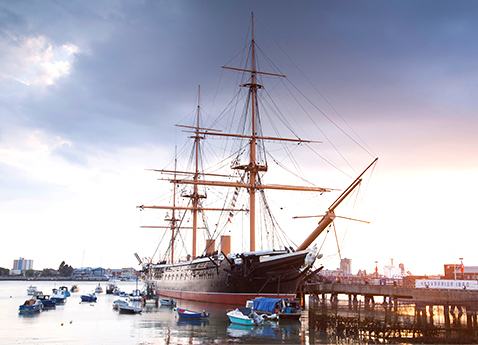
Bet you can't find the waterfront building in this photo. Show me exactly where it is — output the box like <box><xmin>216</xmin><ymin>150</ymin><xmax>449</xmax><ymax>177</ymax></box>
<box><xmin>12</xmin><ymin>257</ymin><xmax>33</xmax><ymax>271</ymax></box>
<box><xmin>443</xmin><ymin>264</ymin><xmax>478</xmax><ymax>280</ymax></box>
<box><xmin>72</xmin><ymin>267</ymin><xmax>107</xmax><ymax>279</ymax></box>
<box><xmin>340</xmin><ymin>258</ymin><xmax>352</xmax><ymax>275</ymax></box>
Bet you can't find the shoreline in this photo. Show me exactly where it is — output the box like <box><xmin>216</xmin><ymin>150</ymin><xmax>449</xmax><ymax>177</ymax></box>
<box><xmin>0</xmin><ymin>277</ymin><xmax>110</xmax><ymax>281</ymax></box>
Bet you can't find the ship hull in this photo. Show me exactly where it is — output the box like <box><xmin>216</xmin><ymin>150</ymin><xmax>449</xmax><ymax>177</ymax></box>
<box><xmin>142</xmin><ymin>249</ymin><xmax>312</xmax><ymax>306</ymax></box>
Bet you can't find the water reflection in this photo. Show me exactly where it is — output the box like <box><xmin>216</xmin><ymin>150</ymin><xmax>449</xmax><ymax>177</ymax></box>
<box><xmin>227</xmin><ymin>321</ymin><xmax>303</xmax><ymax>342</ymax></box>
<box><xmin>309</xmin><ymin>295</ymin><xmax>478</xmax><ymax>344</ymax></box>
<box><xmin>176</xmin><ymin>318</ymin><xmax>210</xmax><ymax>327</ymax></box>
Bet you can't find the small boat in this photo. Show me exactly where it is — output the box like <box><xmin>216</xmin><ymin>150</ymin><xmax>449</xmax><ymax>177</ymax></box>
<box><xmin>118</xmin><ymin>304</ymin><xmax>142</xmax><ymax>314</ymax></box>
<box><xmin>246</xmin><ymin>297</ymin><xmax>301</xmax><ymax>320</ymax></box>
<box><xmin>176</xmin><ymin>308</ymin><xmax>209</xmax><ymax>320</ymax></box>
<box><xmin>19</xmin><ymin>299</ymin><xmax>42</xmax><ymax>313</ymax></box>
<box><xmin>106</xmin><ymin>283</ymin><xmax>119</xmax><ymax>294</ymax></box>
<box><xmin>36</xmin><ymin>294</ymin><xmax>56</xmax><ymax>308</ymax></box>
<box><xmin>50</xmin><ymin>290</ymin><xmax>67</xmax><ymax>304</ymax></box>
<box><xmin>159</xmin><ymin>298</ymin><xmax>176</xmax><ymax>307</ymax></box>
<box><xmin>71</xmin><ymin>285</ymin><xmax>80</xmax><ymax>293</ymax></box>
<box><xmin>26</xmin><ymin>285</ymin><xmax>38</xmax><ymax>295</ymax></box>
<box><xmin>95</xmin><ymin>284</ymin><xmax>103</xmax><ymax>293</ymax></box>
<box><xmin>80</xmin><ymin>293</ymin><xmax>97</xmax><ymax>302</ymax></box>
<box><xmin>143</xmin><ymin>280</ymin><xmax>158</xmax><ymax>304</ymax></box>
<box><xmin>227</xmin><ymin>307</ymin><xmax>264</xmax><ymax>326</ymax></box>
<box><xmin>129</xmin><ymin>288</ymin><xmax>143</xmax><ymax>302</ymax></box>
<box><xmin>58</xmin><ymin>286</ymin><xmax>71</xmax><ymax>297</ymax></box>
<box><xmin>112</xmin><ymin>299</ymin><xmax>129</xmax><ymax>310</ymax></box>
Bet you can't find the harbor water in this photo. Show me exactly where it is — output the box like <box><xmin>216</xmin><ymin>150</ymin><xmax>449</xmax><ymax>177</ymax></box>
<box><xmin>0</xmin><ymin>280</ymin><xmax>309</xmax><ymax>344</ymax></box>
<box><xmin>4</xmin><ymin>280</ymin><xmax>478</xmax><ymax>344</ymax></box>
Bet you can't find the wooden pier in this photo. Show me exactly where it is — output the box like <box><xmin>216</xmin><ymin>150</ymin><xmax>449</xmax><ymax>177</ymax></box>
<box><xmin>306</xmin><ymin>282</ymin><xmax>478</xmax><ymax>309</ymax></box>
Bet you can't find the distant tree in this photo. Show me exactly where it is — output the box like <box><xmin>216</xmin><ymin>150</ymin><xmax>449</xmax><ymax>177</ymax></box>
<box><xmin>58</xmin><ymin>261</ymin><xmax>74</xmax><ymax>277</ymax></box>
<box><xmin>41</xmin><ymin>269</ymin><xmax>53</xmax><ymax>277</ymax></box>
<box><xmin>25</xmin><ymin>269</ymin><xmax>35</xmax><ymax>277</ymax></box>
<box><xmin>0</xmin><ymin>267</ymin><xmax>9</xmax><ymax>276</ymax></box>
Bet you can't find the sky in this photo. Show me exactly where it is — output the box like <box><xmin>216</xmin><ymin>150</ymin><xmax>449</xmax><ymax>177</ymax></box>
<box><xmin>1</xmin><ymin>0</ymin><xmax>477</xmax><ymax>276</ymax></box>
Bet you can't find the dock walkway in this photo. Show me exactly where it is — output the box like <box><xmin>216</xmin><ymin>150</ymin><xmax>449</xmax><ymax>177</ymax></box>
<box><xmin>306</xmin><ymin>282</ymin><xmax>478</xmax><ymax>307</ymax></box>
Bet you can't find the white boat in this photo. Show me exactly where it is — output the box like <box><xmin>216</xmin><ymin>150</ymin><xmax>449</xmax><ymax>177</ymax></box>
<box><xmin>19</xmin><ymin>298</ymin><xmax>43</xmax><ymax>313</ymax></box>
<box><xmin>112</xmin><ymin>299</ymin><xmax>129</xmax><ymax>310</ymax></box>
<box><xmin>50</xmin><ymin>290</ymin><xmax>67</xmax><ymax>303</ymax></box>
<box><xmin>159</xmin><ymin>298</ymin><xmax>176</xmax><ymax>307</ymax></box>
<box><xmin>95</xmin><ymin>284</ymin><xmax>103</xmax><ymax>293</ymax></box>
<box><xmin>26</xmin><ymin>285</ymin><xmax>37</xmax><ymax>295</ymax></box>
<box><xmin>118</xmin><ymin>303</ymin><xmax>142</xmax><ymax>314</ymax></box>
<box><xmin>246</xmin><ymin>297</ymin><xmax>301</xmax><ymax>320</ymax></box>
<box><xmin>227</xmin><ymin>307</ymin><xmax>264</xmax><ymax>326</ymax></box>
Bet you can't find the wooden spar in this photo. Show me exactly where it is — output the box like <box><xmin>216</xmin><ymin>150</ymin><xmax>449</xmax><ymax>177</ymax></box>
<box><xmin>173</xmin><ymin>179</ymin><xmax>334</xmax><ymax>193</ymax></box>
<box><xmin>296</xmin><ymin>157</ymin><xmax>378</xmax><ymax>251</ymax></box>
<box><xmin>192</xmin><ymin>85</ymin><xmax>200</xmax><ymax>259</ymax></box>
<box><xmin>138</xmin><ymin>205</ymin><xmax>246</xmax><ymax>212</ymax></box>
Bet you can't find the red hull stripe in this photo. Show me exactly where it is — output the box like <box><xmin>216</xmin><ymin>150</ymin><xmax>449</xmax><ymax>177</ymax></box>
<box><xmin>157</xmin><ymin>289</ymin><xmax>295</xmax><ymax>306</ymax></box>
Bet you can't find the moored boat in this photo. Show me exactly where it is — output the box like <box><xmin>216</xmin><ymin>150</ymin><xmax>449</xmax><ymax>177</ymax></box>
<box><xmin>246</xmin><ymin>297</ymin><xmax>301</xmax><ymax>320</ymax></box>
<box><xmin>118</xmin><ymin>303</ymin><xmax>142</xmax><ymax>314</ymax></box>
<box><xmin>112</xmin><ymin>299</ymin><xmax>128</xmax><ymax>310</ymax></box>
<box><xmin>226</xmin><ymin>307</ymin><xmax>264</xmax><ymax>326</ymax></box>
<box><xmin>159</xmin><ymin>298</ymin><xmax>176</xmax><ymax>307</ymax></box>
<box><xmin>26</xmin><ymin>285</ymin><xmax>37</xmax><ymax>295</ymax></box>
<box><xmin>80</xmin><ymin>293</ymin><xmax>97</xmax><ymax>302</ymax></box>
<box><xmin>19</xmin><ymin>299</ymin><xmax>42</xmax><ymax>313</ymax></box>
<box><xmin>176</xmin><ymin>308</ymin><xmax>209</xmax><ymax>320</ymax></box>
<box><xmin>36</xmin><ymin>294</ymin><xmax>56</xmax><ymax>308</ymax></box>
<box><xmin>59</xmin><ymin>286</ymin><xmax>70</xmax><ymax>297</ymax></box>
<box><xmin>71</xmin><ymin>285</ymin><xmax>80</xmax><ymax>293</ymax></box>
<box><xmin>50</xmin><ymin>290</ymin><xmax>67</xmax><ymax>304</ymax></box>
<box><xmin>106</xmin><ymin>283</ymin><xmax>119</xmax><ymax>294</ymax></box>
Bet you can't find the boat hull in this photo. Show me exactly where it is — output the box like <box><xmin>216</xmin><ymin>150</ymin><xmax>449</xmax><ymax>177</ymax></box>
<box><xmin>144</xmin><ymin>250</ymin><xmax>311</xmax><ymax>306</ymax></box>
<box><xmin>176</xmin><ymin>308</ymin><xmax>209</xmax><ymax>319</ymax></box>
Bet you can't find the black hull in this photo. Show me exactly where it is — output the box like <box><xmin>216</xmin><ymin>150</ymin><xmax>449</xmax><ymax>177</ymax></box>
<box><xmin>142</xmin><ymin>250</ymin><xmax>312</xmax><ymax>304</ymax></box>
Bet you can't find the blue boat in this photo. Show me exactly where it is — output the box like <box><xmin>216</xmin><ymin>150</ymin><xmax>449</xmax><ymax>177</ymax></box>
<box><xmin>50</xmin><ymin>291</ymin><xmax>67</xmax><ymax>304</ymax></box>
<box><xmin>19</xmin><ymin>299</ymin><xmax>42</xmax><ymax>313</ymax></box>
<box><xmin>176</xmin><ymin>308</ymin><xmax>209</xmax><ymax>319</ymax></box>
<box><xmin>248</xmin><ymin>297</ymin><xmax>302</xmax><ymax>320</ymax></box>
<box><xmin>80</xmin><ymin>293</ymin><xmax>97</xmax><ymax>302</ymax></box>
<box><xmin>58</xmin><ymin>286</ymin><xmax>71</xmax><ymax>297</ymax></box>
<box><xmin>226</xmin><ymin>307</ymin><xmax>264</xmax><ymax>326</ymax></box>
<box><xmin>36</xmin><ymin>294</ymin><xmax>56</xmax><ymax>308</ymax></box>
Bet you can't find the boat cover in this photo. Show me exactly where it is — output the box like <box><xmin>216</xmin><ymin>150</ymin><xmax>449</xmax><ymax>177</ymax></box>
<box><xmin>253</xmin><ymin>298</ymin><xmax>281</xmax><ymax>312</ymax></box>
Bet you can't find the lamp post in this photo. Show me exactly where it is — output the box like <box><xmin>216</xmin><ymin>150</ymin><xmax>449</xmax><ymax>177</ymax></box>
<box><xmin>375</xmin><ymin>261</ymin><xmax>378</xmax><ymax>278</ymax></box>
<box><xmin>460</xmin><ymin>258</ymin><xmax>464</xmax><ymax>280</ymax></box>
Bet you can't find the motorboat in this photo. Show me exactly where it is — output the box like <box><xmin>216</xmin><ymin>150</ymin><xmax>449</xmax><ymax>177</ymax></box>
<box><xmin>26</xmin><ymin>285</ymin><xmax>37</xmax><ymax>295</ymax></box>
<box><xmin>118</xmin><ymin>303</ymin><xmax>142</xmax><ymax>314</ymax></box>
<box><xmin>159</xmin><ymin>298</ymin><xmax>176</xmax><ymax>307</ymax></box>
<box><xmin>50</xmin><ymin>290</ymin><xmax>67</xmax><ymax>304</ymax></box>
<box><xmin>246</xmin><ymin>297</ymin><xmax>301</xmax><ymax>320</ymax></box>
<box><xmin>36</xmin><ymin>294</ymin><xmax>56</xmax><ymax>308</ymax></box>
<box><xmin>176</xmin><ymin>308</ymin><xmax>209</xmax><ymax>319</ymax></box>
<box><xmin>58</xmin><ymin>286</ymin><xmax>70</xmax><ymax>297</ymax></box>
<box><xmin>226</xmin><ymin>307</ymin><xmax>264</xmax><ymax>326</ymax></box>
<box><xmin>112</xmin><ymin>299</ymin><xmax>129</xmax><ymax>310</ymax></box>
<box><xmin>80</xmin><ymin>293</ymin><xmax>97</xmax><ymax>302</ymax></box>
<box><xmin>19</xmin><ymin>299</ymin><xmax>42</xmax><ymax>313</ymax></box>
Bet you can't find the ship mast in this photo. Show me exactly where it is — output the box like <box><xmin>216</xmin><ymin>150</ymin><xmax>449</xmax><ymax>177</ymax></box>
<box><xmin>192</xmin><ymin>86</ymin><xmax>200</xmax><ymax>258</ymax></box>
<box><xmin>248</xmin><ymin>13</ymin><xmax>258</xmax><ymax>252</ymax></box>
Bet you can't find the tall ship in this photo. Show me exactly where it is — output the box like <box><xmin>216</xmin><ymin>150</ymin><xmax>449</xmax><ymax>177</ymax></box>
<box><xmin>137</xmin><ymin>14</ymin><xmax>377</xmax><ymax>306</ymax></box>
